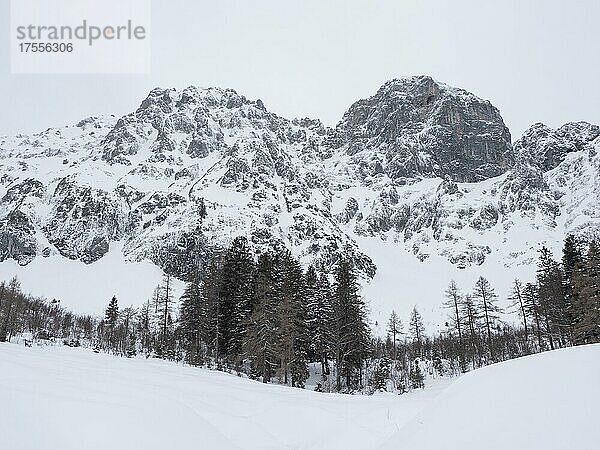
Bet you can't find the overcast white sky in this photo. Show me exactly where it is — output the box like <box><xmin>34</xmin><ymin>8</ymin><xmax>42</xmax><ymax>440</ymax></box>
<box><xmin>1</xmin><ymin>0</ymin><xmax>599</xmax><ymax>139</ymax></box>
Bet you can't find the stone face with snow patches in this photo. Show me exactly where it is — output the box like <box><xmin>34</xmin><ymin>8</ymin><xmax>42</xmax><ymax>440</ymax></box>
<box><xmin>0</xmin><ymin>76</ymin><xmax>599</xmax><ymax>290</ymax></box>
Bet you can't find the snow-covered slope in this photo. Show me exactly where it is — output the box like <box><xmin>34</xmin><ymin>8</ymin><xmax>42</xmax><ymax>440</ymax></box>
<box><xmin>0</xmin><ymin>343</ymin><xmax>448</xmax><ymax>450</ymax></box>
<box><xmin>380</xmin><ymin>344</ymin><xmax>600</xmax><ymax>450</ymax></box>
<box><xmin>1</xmin><ymin>342</ymin><xmax>598</xmax><ymax>450</ymax></box>
<box><xmin>1</xmin><ymin>76</ymin><xmax>599</xmax><ymax>325</ymax></box>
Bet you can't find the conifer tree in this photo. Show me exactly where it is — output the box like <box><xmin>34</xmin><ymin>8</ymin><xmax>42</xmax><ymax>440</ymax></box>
<box><xmin>197</xmin><ymin>197</ymin><xmax>207</xmax><ymax>224</ymax></box>
<box><xmin>563</xmin><ymin>236</ymin><xmax>583</xmax><ymax>341</ymax></box>
<box><xmin>0</xmin><ymin>278</ymin><xmax>20</xmax><ymax>342</ymax></box>
<box><xmin>105</xmin><ymin>296</ymin><xmax>119</xmax><ymax>328</ymax></box>
<box><xmin>508</xmin><ymin>279</ymin><xmax>529</xmax><ymax>343</ymax></box>
<box><xmin>369</xmin><ymin>357</ymin><xmax>391</xmax><ymax>392</ymax></box>
<box><xmin>443</xmin><ymin>281</ymin><xmax>463</xmax><ymax>341</ymax></box>
<box><xmin>536</xmin><ymin>247</ymin><xmax>568</xmax><ymax>348</ymax></box>
<box><xmin>0</xmin><ymin>281</ymin><xmax>6</xmax><ymax>342</ymax></box>
<box><xmin>461</xmin><ymin>294</ymin><xmax>482</xmax><ymax>367</ymax></box>
<box><xmin>200</xmin><ymin>257</ymin><xmax>223</xmax><ymax>364</ymax></box>
<box><xmin>305</xmin><ymin>265</ymin><xmax>319</xmax><ymax>363</ymax></box>
<box><xmin>153</xmin><ymin>275</ymin><xmax>175</xmax><ymax>358</ymax></box>
<box><xmin>103</xmin><ymin>296</ymin><xmax>119</xmax><ymax>350</ymax></box>
<box><xmin>244</xmin><ymin>252</ymin><xmax>279</xmax><ymax>382</ymax></box>
<box><xmin>119</xmin><ymin>306</ymin><xmax>137</xmax><ymax>357</ymax></box>
<box><xmin>408</xmin><ymin>306</ymin><xmax>425</xmax><ymax>354</ymax></box>
<box><xmin>472</xmin><ymin>276</ymin><xmax>502</xmax><ymax>360</ymax></box>
<box><xmin>572</xmin><ymin>241</ymin><xmax>600</xmax><ymax>343</ymax></box>
<box><xmin>276</xmin><ymin>250</ymin><xmax>309</xmax><ymax>387</ymax></box>
<box><xmin>307</xmin><ymin>270</ymin><xmax>335</xmax><ymax>381</ymax></box>
<box><xmin>137</xmin><ymin>300</ymin><xmax>153</xmax><ymax>356</ymax></box>
<box><xmin>218</xmin><ymin>237</ymin><xmax>255</xmax><ymax>366</ymax></box>
<box><xmin>387</xmin><ymin>310</ymin><xmax>403</xmax><ymax>361</ymax></box>
<box><xmin>562</xmin><ymin>234</ymin><xmax>583</xmax><ymax>284</ymax></box>
<box><xmin>522</xmin><ymin>282</ymin><xmax>544</xmax><ymax>350</ymax></box>
<box><xmin>409</xmin><ymin>359</ymin><xmax>425</xmax><ymax>389</ymax></box>
<box><xmin>179</xmin><ymin>280</ymin><xmax>203</xmax><ymax>365</ymax></box>
<box><xmin>443</xmin><ymin>280</ymin><xmax>467</xmax><ymax>369</ymax></box>
<box><xmin>332</xmin><ymin>258</ymin><xmax>369</xmax><ymax>391</ymax></box>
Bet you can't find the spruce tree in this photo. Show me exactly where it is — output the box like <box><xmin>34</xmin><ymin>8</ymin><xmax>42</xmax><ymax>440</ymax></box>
<box><xmin>179</xmin><ymin>280</ymin><xmax>204</xmax><ymax>365</ymax></box>
<box><xmin>369</xmin><ymin>358</ymin><xmax>391</xmax><ymax>392</ymax></box>
<box><xmin>572</xmin><ymin>241</ymin><xmax>600</xmax><ymax>343</ymax></box>
<box><xmin>218</xmin><ymin>237</ymin><xmax>255</xmax><ymax>366</ymax></box>
<box><xmin>409</xmin><ymin>359</ymin><xmax>425</xmax><ymax>389</ymax></box>
<box><xmin>105</xmin><ymin>296</ymin><xmax>119</xmax><ymax>328</ymax></box>
<box><xmin>305</xmin><ymin>265</ymin><xmax>319</xmax><ymax>363</ymax></box>
<box><xmin>104</xmin><ymin>296</ymin><xmax>119</xmax><ymax>350</ymax></box>
<box><xmin>200</xmin><ymin>257</ymin><xmax>223</xmax><ymax>365</ymax></box>
<box><xmin>244</xmin><ymin>252</ymin><xmax>279</xmax><ymax>382</ymax></box>
<box><xmin>275</xmin><ymin>250</ymin><xmax>309</xmax><ymax>387</ymax></box>
<box><xmin>307</xmin><ymin>271</ymin><xmax>335</xmax><ymax>382</ymax></box>
<box><xmin>332</xmin><ymin>258</ymin><xmax>369</xmax><ymax>392</ymax></box>
<box><xmin>562</xmin><ymin>234</ymin><xmax>583</xmax><ymax>283</ymax></box>
<box><xmin>563</xmin><ymin>235</ymin><xmax>583</xmax><ymax>342</ymax></box>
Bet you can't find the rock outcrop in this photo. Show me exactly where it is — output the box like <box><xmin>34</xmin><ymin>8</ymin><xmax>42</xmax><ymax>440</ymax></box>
<box><xmin>333</xmin><ymin>76</ymin><xmax>513</xmax><ymax>182</ymax></box>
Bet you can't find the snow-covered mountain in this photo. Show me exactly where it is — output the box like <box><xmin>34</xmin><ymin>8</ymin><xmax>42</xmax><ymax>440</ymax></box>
<box><xmin>1</xmin><ymin>75</ymin><xmax>599</xmax><ymax>324</ymax></box>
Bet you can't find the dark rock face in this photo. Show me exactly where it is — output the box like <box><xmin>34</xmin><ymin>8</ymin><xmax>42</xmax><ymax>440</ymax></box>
<box><xmin>499</xmin><ymin>159</ymin><xmax>556</xmax><ymax>219</ymax></box>
<box><xmin>2</xmin><ymin>178</ymin><xmax>44</xmax><ymax>203</ymax></box>
<box><xmin>0</xmin><ymin>210</ymin><xmax>37</xmax><ymax>265</ymax></box>
<box><xmin>470</xmin><ymin>204</ymin><xmax>499</xmax><ymax>231</ymax></box>
<box><xmin>334</xmin><ymin>76</ymin><xmax>513</xmax><ymax>182</ymax></box>
<box><xmin>43</xmin><ymin>177</ymin><xmax>128</xmax><ymax>263</ymax></box>
<box><xmin>513</xmin><ymin>121</ymin><xmax>600</xmax><ymax>172</ymax></box>
<box><xmin>338</xmin><ymin>198</ymin><xmax>360</xmax><ymax>224</ymax></box>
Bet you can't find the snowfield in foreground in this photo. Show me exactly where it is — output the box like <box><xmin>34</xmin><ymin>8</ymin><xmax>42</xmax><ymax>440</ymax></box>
<box><xmin>1</xmin><ymin>344</ymin><xmax>598</xmax><ymax>450</ymax></box>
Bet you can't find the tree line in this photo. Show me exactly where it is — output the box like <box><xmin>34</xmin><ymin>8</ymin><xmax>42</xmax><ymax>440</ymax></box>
<box><xmin>0</xmin><ymin>237</ymin><xmax>370</xmax><ymax>393</ymax></box>
<box><xmin>0</xmin><ymin>235</ymin><xmax>598</xmax><ymax>394</ymax></box>
<box><xmin>176</xmin><ymin>237</ymin><xmax>370</xmax><ymax>391</ymax></box>
<box><xmin>369</xmin><ymin>234</ymin><xmax>600</xmax><ymax>387</ymax></box>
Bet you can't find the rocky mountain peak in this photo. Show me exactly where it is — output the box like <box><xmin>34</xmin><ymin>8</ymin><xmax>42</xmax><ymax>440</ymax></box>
<box><xmin>513</xmin><ymin>121</ymin><xmax>600</xmax><ymax>171</ymax></box>
<box><xmin>2</xmin><ymin>77</ymin><xmax>599</xmax><ymax>294</ymax></box>
<box><xmin>334</xmin><ymin>75</ymin><xmax>513</xmax><ymax>182</ymax></box>
<box><xmin>100</xmin><ymin>85</ymin><xmax>292</xmax><ymax>166</ymax></box>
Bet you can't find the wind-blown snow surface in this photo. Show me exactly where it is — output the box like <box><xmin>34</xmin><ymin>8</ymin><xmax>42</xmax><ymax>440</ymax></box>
<box><xmin>1</xmin><ymin>343</ymin><xmax>598</xmax><ymax>450</ymax></box>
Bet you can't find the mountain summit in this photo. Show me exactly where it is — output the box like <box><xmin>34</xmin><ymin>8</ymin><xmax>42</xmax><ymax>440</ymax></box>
<box><xmin>1</xmin><ymin>76</ymin><xmax>599</xmax><ymax>321</ymax></box>
<box><xmin>334</xmin><ymin>75</ymin><xmax>513</xmax><ymax>182</ymax></box>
